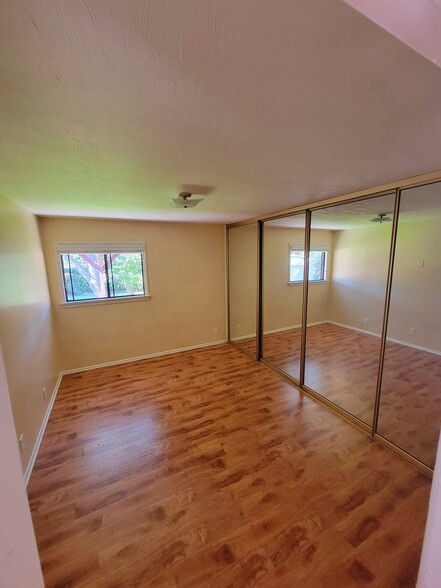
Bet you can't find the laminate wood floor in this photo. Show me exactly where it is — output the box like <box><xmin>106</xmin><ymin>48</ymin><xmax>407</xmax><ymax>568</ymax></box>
<box><xmin>28</xmin><ymin>343</ymin><xmax>432</xmax><ymax>587</ymax></box>
<box><xmin>252</xmin><ymin>323</ymin><xmax>441</xmax><ymax>468</ymax></box>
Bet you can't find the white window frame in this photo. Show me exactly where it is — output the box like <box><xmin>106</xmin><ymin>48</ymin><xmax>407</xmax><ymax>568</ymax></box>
<box><xmin>288</xmin><ymin>244</ymin><xmax>328</xmax><ymax>285</ymax></box>
<box><xmin>56</xmin><ymin>242</ymin><xmax>150</xmax><ymax>306</ymax></box>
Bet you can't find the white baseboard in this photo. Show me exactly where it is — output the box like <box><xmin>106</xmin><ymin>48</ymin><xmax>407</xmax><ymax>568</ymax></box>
<box><xmin>24</xmin><ymin>338</ymin><xmax>227</xmax><ymax>484</ymax></box>
<box><xmin>328</xmin><ymin>321</ymin><xmax>441</xmax><ymax>356</ymax></box>
<box><xmin>263</xmin><ymin>320</ymin><xmax>327</xmax><ymax>336</ymax></box>
<box><xmin>62</xmin><ymin>339</ymin><xmax>228</xmax><ymax>375</ymax></box>
<box><xmin>231</xmin><ymin>333</ymin><xmax>257</xmax><ymax>341</ymax></box>
<box><xmin>232</xmin><ymin>320</ymin><xmax>441</xmax><ymax>357</ymax></box>
<box><xmin>24</xmin><ymin>372</ymin><xmax>63</xmax><ymax>486</ymax></box>
<box><xmin>328</xmin><ymin>320</ymin><xmax>381</xmax><ymax>338</ymax></box>
<box><xmin>230</xmin><ymin>321</ymin><xmax>327</xmax><ymax>341</ymax></box>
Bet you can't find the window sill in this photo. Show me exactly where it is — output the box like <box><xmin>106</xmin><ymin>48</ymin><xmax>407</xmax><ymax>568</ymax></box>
<box><xmin>287</xmin><ymin>281</ymin><xmax>328</xmax><ymax>286</ymax></box>
<box><xmin>60</xmin><ymin>295</ymin><xmax>151</xmax><ymax>308</ymax></box>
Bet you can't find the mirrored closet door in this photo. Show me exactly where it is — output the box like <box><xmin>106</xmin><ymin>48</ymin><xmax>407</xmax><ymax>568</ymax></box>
<box><xmin>227</xmin><ymin>177</ymin><xmax>440</xmax><ymax>473</ymax></box>
<box><xmin>228</xmin><ymin>224</ymin><xmax>258</xmax><ymax>356</ymax></box>
<box><xmin>304</xmin><ymin>193</ymin><xmax>396</xmax><ymax>425</ymax></box>
<box><xmin>262</xmin><ymin>213</ymin><xmax>306</xmax><ymax>381</ymax></box>
<box><xmin>377</xmin><ymin>182</ymin><xmax>441</xmax><ymax>468</ymax></box>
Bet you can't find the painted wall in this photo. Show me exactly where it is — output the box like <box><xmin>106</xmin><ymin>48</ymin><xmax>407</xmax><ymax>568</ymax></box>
<box><xmin>343</xmin><ymin>0</ymin><xmax>441</xmax><ymax>68</ymax></box>
<box><xmin>387</xmin><ymin>218</ymin><xmax>441</xmax><ymax>351</ymax></box>
<box><xmin>330</xmin><ymin>218</ymin><xmax>441</xmax><ymax>351</ymax></box>
<box><xmin>0</xmin><ymin>345</ymin><xmax>44</xmax><ymax>587</ymax></box>
<box><xmin>229</xmin><ymin>217</ymin><xmax>440</xmax><ymax>352</ymax></box>
<box><xmin>330</xmin><ymin>223</ymin><xmax>392</xmax><ymax>335</ymax></box>
<box><xmin>38</xmin><ymin>217</ymin><xmax>227</xmax><ymax>370</ymax></box>
<box><xmin>229</xmin><ymin>224</ymin><xmax>257</xmax><ymax>339</ymax></box>
<box><xmin>262</xmin><ymin>226</ymin><xmax>333</xmax><ymax>332</ymax></box>
<box><xmin>417</xmin><ymin>432</ymin><xmax>441</xmax><ymax>588</ymax></box>
<box><xmin>0</xmin><ymin>193</ymin><xmax>60</xmax><ymax>472</ymax></box>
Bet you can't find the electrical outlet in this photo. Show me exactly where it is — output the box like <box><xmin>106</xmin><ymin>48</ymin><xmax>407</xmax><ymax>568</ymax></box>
<box><xmin>18</xmin><ymin>434</ymin><xmax>24</xmax><ymax>454</ymax></box>
<box><xmin>237</xmin><ymin>324</ymin><xmax>241</xmax><ymax>332</ymax></box>
<box><xmin>213</xmin><ymin>327</ymin><xmax>218</xmax><ymax>336</ymax></box>
<box><xmin>417</xmin><ymin>259</ymin><xmax>424</xmax><ymax>268</ymax></box>
<box><xmin>408</xmin><ymin>327</ymin><xmax>415</xmax><ymax>336</ymax></box>
<box><xmin>363</xmin><ymin>318</ymin><xmax>369</xmax><ymax>326</ymax></box>
<box><xmin>43</xmin><ymin>386</ymin><xmax>47</xmax><ymax>400</ymax></box>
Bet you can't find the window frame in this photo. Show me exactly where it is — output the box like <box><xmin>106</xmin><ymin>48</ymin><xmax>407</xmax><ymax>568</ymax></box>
<box><xmin>288</xmin><ymin>244</ymin><xmax>328</xmax><ymax>285</ymax></box>
<box><xmin>56</xmin><ymin>242</ymin><xmax>150</xmax><ymax>306</ymax></box>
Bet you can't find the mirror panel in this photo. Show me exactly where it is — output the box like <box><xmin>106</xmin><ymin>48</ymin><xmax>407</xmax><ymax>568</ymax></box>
<box><xmin>304</xmin><ymin>193</ymin><xmax>395</xmax><ymax>424</ymax></box>
<box><xmin>262</xmin><ymin>213</ymin><xmax>306</xmax><ymax>381</ymax></box>
<box><xmin>228</xmin><ymin>224</ymin><xmax>258</xmax><ymax>356</ymax></box>
<box><xmin>377</xmin><ymin>182</ymin><xmax>441</xmax><ymax>468</ymax></box>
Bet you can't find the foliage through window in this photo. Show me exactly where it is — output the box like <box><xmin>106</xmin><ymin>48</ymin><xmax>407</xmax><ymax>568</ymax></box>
<box><xmin>58</xmin><ymin>244</ymin><xmax>148</xmax><ymax>303</ymax></box>
<box><xmin>289</xmin><ymin>247</ymin><xmax>327</xmax><ymax>283</ymax></box>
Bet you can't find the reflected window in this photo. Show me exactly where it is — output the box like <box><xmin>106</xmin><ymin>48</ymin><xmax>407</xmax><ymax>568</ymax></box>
<box><xmin>289</xmin><ymin>246</ymin><xmax>327</xmax><ymax>283</ymax></box>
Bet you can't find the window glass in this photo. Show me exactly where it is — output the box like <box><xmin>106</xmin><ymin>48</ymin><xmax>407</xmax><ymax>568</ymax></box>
<box><xmin>59</xmin><ymin>248</ymin><xmax>146</xmax><ymax>303</ymax></box>
<box><xmin>109</xmin><ymin>253</ymin><xmax>145</xmax><ymax>298</ymax></box>
<box><xmin>289</xmin><ymin>249</ymin><xmax>327</xmax><ymax>282</ymax></box>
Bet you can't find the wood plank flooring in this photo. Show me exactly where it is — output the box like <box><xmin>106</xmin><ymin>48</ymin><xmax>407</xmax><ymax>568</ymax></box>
<box><xmin>28</xmin><ymin>343</ymin><xmax>432</xmax><ymax>587</ymax></box>
<box><xmin>251</xmin><ymin>323</ymin><xmax>441</xmax><ymax>467</ymax></box>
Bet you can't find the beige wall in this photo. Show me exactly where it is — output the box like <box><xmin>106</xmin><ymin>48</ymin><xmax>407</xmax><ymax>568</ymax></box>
<box><xmin>330</xmin><ymin>223</ymin><xmax>392</xmax><ymax>335</ymax></box>
<box><xmin>0</xmin><ymin>193</ymin><xmax>60</xmax><ymax>472</ymax></box>
<box><xmin>229</xmin><ymin>224</ymin><xmax>257</xmax><ymax>339</ymax></box>
<box><xmin>330</xmin><ymin>218</ymin><xmax>441</xmax><ymax>352</ymax></box>
<box><xmin>263</xmin><ymin>226</ymin><xmax>333</xmax><ymax>332</ymax></box>
<box><xmin>418</xmin><ymin>433</ymin><xmax>441</xmax><ymax>588</ymax></box>
<box><xmin>229</xmin><ymin>217</ymin><xmax>440</xmax><ymax>352</ymax></box>
<box><xmin>39</xmin><ymin>217</ymin><xmax>227</xmax><ymax>370</ymax></box>
<box><xmin>0</xmin><ymin>345</ymin><xmax>44</xmax><ymax>587</ymax></box>
<box><xmin>387</xmin><ymin>218</ymin><xmax>441</xmax><ymax>351</ymax></box>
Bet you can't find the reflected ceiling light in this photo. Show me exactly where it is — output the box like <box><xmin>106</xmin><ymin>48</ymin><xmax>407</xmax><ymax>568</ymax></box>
<box><xmin>169</xmin><ymin>192</ymin><xmax>203</xmax><ymax>208</ymax></box>
<box><xmin>370</xmin><ymin>212</ymin><xmax>393</xmax><ymax>223</ymax></box>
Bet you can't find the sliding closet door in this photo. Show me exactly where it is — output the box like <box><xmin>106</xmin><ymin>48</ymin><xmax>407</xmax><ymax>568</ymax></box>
<box><xmin>377</xmin><ymin>182</ymin><xmax>441</xmax><ymax>468</ymax></box>
<box><xmin>228</xmin><ymin>224</ymin><xmax>258</xmax><ymax>356</ymax></box>
<box><xmin>304</xmin><ymin>193</ymin><xmax>395</xmax><ymax>425</ymax></box>
<box><xmin>262</xmin><ymin>213</ymin><xmax>306</xmax><ymax>381</ymax></box>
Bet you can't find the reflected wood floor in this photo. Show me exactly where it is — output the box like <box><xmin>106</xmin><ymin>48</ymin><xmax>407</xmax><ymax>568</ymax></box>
<box><xmin>241</xmin><ymin>323</ymin><xmax>441</xmax><ymax>467</ymax></box>
<box><xmin>28</xmin><ymin>344</ymin><xmax>431</xmax><ymax>587</ymax></box>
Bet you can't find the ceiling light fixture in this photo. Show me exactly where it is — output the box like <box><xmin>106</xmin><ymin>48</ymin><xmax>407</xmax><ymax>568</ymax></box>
<box><xmin>169</xmin><ymin>192</ymin><xmax>203</xmax><ymax>209</ymax></box>
<box><xmin>370</xmin><ymin>212</ymin><xmax>393</xmax><ymax>223</ymax></box>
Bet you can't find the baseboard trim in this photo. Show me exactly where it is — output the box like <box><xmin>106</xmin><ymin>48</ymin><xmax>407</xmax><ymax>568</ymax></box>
<box><xmin>232</xmin><ymin>320</ymin><xmax>441</xmax><ymax>356</ymax></box>
<box><xmin>231</xmin><ymin>321</ymin><xmax>327</xmax><ymax>341</ymax></box>
<box><xmin>231</xmin><ymin>333</ymin><xmax>257</xmax><ymax>341</ymax></box>
<box><xmin>264</xmin><ymin>321</ymin><xmax>326</xmax><ymax>336</ymax></box>
<box><xmin>328</xmin><ymin>321</ymin><xmax>381</xmax><ymax>338</ymax></box>
<box><xmin>24</xmin><ymin>372</ymin><xmax>63</xmax><ymax>486</ymax></box>
<box><xmin>328</xmin><ymin>321</ymin><xmax>441</xmax><ymax>356</ymax></box>
<box><xmin>62</xmin><ymin>339</ymin><xmax>228</xmax><ymax>375</ymax></box>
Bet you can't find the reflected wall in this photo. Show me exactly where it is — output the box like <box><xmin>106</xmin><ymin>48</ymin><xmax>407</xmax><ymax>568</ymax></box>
<box><xmin>228</xmin><ymin>224</ymin><xmax>258</xmax><ymax>356</ymax></box>
<box><xmin>262</xmin><ymin>214</ymin><xmax>306</xmax><ymax>381</ymax></box>
<box><xmin>304</xmin><ymin>193</ymin><xmax>395</xmax><ymax>425</ymax></box>
<box><xmin>378</xmin><ymin>182</ymin><xmax>441</xmax><ymax>468</ymax></box>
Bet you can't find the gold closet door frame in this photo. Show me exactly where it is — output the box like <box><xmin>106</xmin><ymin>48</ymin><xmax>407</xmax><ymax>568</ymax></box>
<box><xmin>227</xmin><ymin>170</ymin><xmax>441</xmax><ymax>477</ymax></box>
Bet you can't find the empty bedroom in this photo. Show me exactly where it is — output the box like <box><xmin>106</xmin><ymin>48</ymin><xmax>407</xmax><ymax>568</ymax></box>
<box><xmin>1</xmin><ymin>1</ymin><xmax>440</xmax><ymax>587</ymax></box>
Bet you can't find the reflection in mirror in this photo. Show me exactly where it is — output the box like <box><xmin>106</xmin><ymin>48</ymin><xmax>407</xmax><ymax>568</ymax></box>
<box><xmin>304</xmin><ymin>193</ymin><xmax>395</xmax><ymax>424</ymax></box>
<box><xmin>378</xmin><ymin>182</ymin><xmax>441</xmax><ymax>468</ymax></box>
<box><xmin>262</xmin><ymin>213</ymin><xmax>306</xmax><ymax>381</ymax></box>
<box><xmin>228</xmin><ymin>224</ymin><xmax>258</xmax><ymax>356</ymax></box>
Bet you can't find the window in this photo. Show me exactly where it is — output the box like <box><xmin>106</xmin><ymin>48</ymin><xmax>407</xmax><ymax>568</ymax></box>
<box><xmin>57</xmin><ymin>243</ymin><xmax>149</xmax><ymax>304</ymax></box>
<box><xmin>289</xmin><ymin>245</ymin><xmax>327</xmax><ymax>283</ymax></box>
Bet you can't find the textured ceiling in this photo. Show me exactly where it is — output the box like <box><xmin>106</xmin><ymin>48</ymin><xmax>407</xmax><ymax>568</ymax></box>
<box><xmin>264</xmin><ymin>181</ymin><xmax>441</xmax><ymax>229</ymax></box>
<box><xmin>1</xmin><ymin>0</ymin><xmax>441</xmax><ymax>223</ymax></box>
